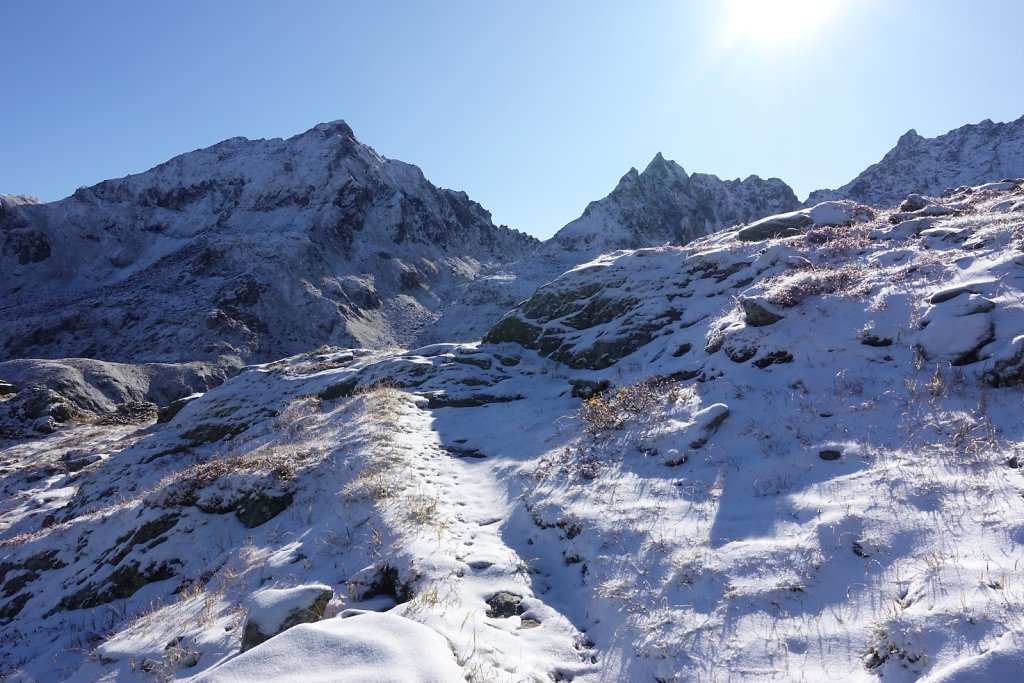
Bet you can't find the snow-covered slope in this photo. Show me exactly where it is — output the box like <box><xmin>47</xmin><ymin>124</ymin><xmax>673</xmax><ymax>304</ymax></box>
<box><xmin>808</xmin><ymin>115</ymin><xmax>1024</xmax><ymax>206</ymax></box>
<box><xmin>3</xmin><ymin>180</ymin><xmax>1024</xmax><ymax>681</ymax></box>
<box><xmin>0</xmin><ymin>122</ymin><xmax>537</xmax><ymax>364</ymax></box>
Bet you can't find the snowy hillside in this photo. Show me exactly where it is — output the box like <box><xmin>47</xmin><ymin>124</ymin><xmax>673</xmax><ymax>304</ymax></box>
<box><xmin>0</xmin><ymin>121</ymin><xmax>537</xmax><ymax>364</ymax></box>
<box><xmin>3</xmin><ymin>180</ymin><xmax>1024</xmax><ymax>681</ymax></box>
<box><xmin>807</xmin><ymin>115</ymin><xmax>1024</xmax><ymax>207</ymax></box>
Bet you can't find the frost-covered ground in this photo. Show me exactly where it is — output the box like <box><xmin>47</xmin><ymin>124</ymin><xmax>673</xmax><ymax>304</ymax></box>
<box><xmin>3</xmin><ymin>182</ymin><xmax>1024</xmax><ymax>681</ymax></box>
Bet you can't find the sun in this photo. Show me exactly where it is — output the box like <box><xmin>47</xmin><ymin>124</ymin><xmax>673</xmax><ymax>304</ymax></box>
<box><xmin>722</xmin><ymin>0</ymin><xmax>842</xmax><ymax>47</ymax></box>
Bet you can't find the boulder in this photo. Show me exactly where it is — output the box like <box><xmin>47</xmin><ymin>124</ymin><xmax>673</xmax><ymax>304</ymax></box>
<box><xmin>241</xmin><ymin>584</ymin><xmax>334</xmax><ymax>652</ymax></box>
<box><xmin>689</xmin><ymin>403</ymin><xmax>730</xmax><ymax>449</ymax></box>
<box><xmin>486</xmin><ymin>591</ymin><xmax>525</xmax><ymax>618</ymax></box>
<box><xmin>196</xmin><ymin>612</ymin><xmax>464</xmax><ymax>682</ymax></box>
<box><xmin>918</xmin><ymin>313</ymin><xmax>995</xmax><ymax>366</ymax></box>
<box><xmin>740</xmin><ymin>297</ymin><xmax>784</xmax><ymax>327</ymax></box>
<box><xmin>737</xmin><ymin>211</ymin><xmax>813</xmax><ymax>241</ymax></box>
<box><xmin>156</xmin><ymin>393</ymin><xmax>203</xmax><ymax>423</ymax></box>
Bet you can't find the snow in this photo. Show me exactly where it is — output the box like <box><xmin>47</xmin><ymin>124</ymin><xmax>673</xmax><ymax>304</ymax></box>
<box><xmin>0</xmin><ymin>121</ymin><xmax>538</xmax><ymax>364</ymax></box>
<box><xmin>246</xmin><ymin>584</ymin><xmax>332</xmax><ymax>636</ymax></box>
<box><xmin>192</xmin><ymin>612</ymin><xmax>464</xmax><ymax>683</ymax></box>
<box><xmin>3</xmin><ymin>142</ymin><xmax>1024</xmax><ymax>681</ymax></box>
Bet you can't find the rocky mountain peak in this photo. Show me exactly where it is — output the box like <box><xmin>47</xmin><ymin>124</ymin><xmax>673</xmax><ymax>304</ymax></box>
<box><xmin>0</xmin><ymin>121</ymin><xmax>539</xmax><ymax>364</ymax></box>
<box><xmin>807</xmin><ymin>114</ymin><xmax>1024</xmax><ymax>206</ymax></box>
<box><xmin>895</xmin><ymin>128</ymin><xmax>923</xmax><ymax>147</ymax></box>
<box><xmin>641</xmin><ymin>151</ymin><xmax>679</xmax><ymax>177</ymax></box>
<box><xmin>307</xmin><ymin>119</ymin><xmax>356</xmax><ymax>139</ymax></box>
<box><xmin>549</xmin><ymin>154</ymin><xmax>798</xmax><ymax>257</ymax></box>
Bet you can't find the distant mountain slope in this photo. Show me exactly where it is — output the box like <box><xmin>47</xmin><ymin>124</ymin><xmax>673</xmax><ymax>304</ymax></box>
<box><xmin>0</xmin><ymin>121</ymin><xmax>537</xmax><ymax>363</ymax></box>
<box><xmin>807</xmin><ymin>115</ymin><xmax>1024</xmax><ymax>206</ymax></box>
<box><xmin>549</xmin><ymin>153</ymin><xmax>799</xmax><ymax>260</ymax></box>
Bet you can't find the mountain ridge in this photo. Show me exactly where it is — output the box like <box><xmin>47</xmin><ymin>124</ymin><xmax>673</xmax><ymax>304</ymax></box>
<box><xmin>1</xmin><ymin>124</ymin><xmax>802</xmax><ymax>365</ymax></box>
<box><xmin>807</xmin><ymin>114</ymin><xmax>1024</xmax><ymax>206</ymax></box>
<box><xmin>0</xmin><ymin>120</ymin><xmax>537</xmax><ymax>364</ymax></box>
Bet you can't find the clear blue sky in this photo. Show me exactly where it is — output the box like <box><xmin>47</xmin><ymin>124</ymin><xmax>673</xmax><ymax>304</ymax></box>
<box><xmin>2</xmin><ymin>1</ymin><xmax>1022</xmax><ymax>239</ymax></box>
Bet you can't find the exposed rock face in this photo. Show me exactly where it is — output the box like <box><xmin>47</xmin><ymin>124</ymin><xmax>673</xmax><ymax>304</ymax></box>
<box><xmin>807</xmin><ymin>115</ymin><xmax>1024</xmax><ymax>206</ymax></box>
<box><xmin>0</xmin><ymin>122</ymin><xmax>538</xmax><ymax>364</ymax></box>
<box><xmin>0</xmin><ymin>356</ymin><xmax>237</xmax><ymax>437</ymax></box>
<box><xmin>549</xmin><ymin>153</ymin><xmax>800</xmax><ymax>260</ymax></box>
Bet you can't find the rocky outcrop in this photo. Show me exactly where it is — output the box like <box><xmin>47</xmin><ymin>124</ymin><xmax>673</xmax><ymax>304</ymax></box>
<box><xmin>0</xmin><ymin>356</ymin><xmax>237</xmax><ymax>437</ymax></box>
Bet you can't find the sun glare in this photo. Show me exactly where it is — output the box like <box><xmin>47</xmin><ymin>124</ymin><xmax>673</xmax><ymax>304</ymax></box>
<box><xmin>723</xmin><ymin>0</ymin><xmax>841</xmax><ymax>46</ymax></box>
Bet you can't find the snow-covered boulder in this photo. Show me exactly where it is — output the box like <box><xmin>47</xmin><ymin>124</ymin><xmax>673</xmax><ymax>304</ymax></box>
<box><xmin>687</xmin><ymin>403</ymin><xmax>729</xmax><ymax>449</ymax></box>
<box><xmin>736</xmin><ymin>201</ymin><xmax>873</xmax><ymax>241</ymax></box>
<box><xmin>198</xmin><ymin>612</ymin><xmax>464</xmax><ymax>683</ymax></box>
<box><xmin>241</xmin><ymin>584</ymin><xmax>334</xmax><ymax>652</ymax></box>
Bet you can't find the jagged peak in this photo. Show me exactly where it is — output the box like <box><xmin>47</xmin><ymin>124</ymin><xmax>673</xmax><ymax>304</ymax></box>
<box><xmin>896</xmin><ymin>128</ymin><xmax>923</xmax><ymax>146</ymax></box>
<box><xmin>303</xmin><ymin>119</ymin><xmax>356</xmax><ymax>139</ymax></box>
<box><xmin>642</xmin><ymin>152</ymin><xmax>686</xmax><ymax>178</ymax></box>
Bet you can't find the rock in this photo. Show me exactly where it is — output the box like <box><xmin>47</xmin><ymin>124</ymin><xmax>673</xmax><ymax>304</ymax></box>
<box><xmin>737</xmin><ymin>211</ymin><xmax>813</xmax><ymax>241</ymax></box>
<box><xmin>689</xmin><ymin>403</ymin><xmax>730</xmax><ymax>449</ymax></box>
<box><xmin>568</xmin><ymin>378</ymin><xmax>610</xmax><ymax>399</ymax></box>
<box><xmin>97</xmin><ymin>401</ymin><xmax>158</xmax><ymax>425</ymax></box>
<box><xmin>62</xmin><ymin>451</ymin><xmax>104</xmax><ymax>472</ymax></box>
<box><xmin>486</xmin><ymin>591</ymin><xmax>525</xmax><ymax>618</ymax></box>
<box><xmin>319</xmin><ymin>378</ymin><xmax>359</xmax><ymax>402</ymax></box>
<box><xmin>424</xmin><ymin>393</ymin><xmax>524</xmax><ymax>408</ymax></box>
<box><xmin>181</xmin><ymin>422</ymin><xmax>248</xmax><ymax>445</ymax></box>
<box><xmin>735</xmin><ymin>201</ymin><xmax>871</xmax><ymax>242</ymax></box>
<box><xmin>32</xmin><ymin>417</ymin><xmax>56</xmax><ymax>434</ymax></box>
<box><xmin>21</xmin><ymin>387</ymin><xmax>65</xmax><ymax>420</ymax></box>
<box><xmin>48</xmin><ymin>402</ymin><xmax>73</xmax><ymax>422</ymax></box>
<box><xmin>860</xmin><ymin>333</ymin><xmax>893</xmax><ymax>347</ymax></box>
<box><xmin>0</xmin><ymin>381</ymin><xmax>17</xmax><ymax>396</ymax></box>
<box><xmin>156</xmin><ymin>393</ymin><xmax>202</xmax><ymax>423</ymax></box>
<box><xmin>871</xmin><ymin>216</ymin><xmax>936</xmax><ymax>240</ymax></box>
<box><xmin>921</xmin><ymin>294</ymin><xmax>995</xmax><ymax>325</ymax></box>
<box><xmin>984</xmin><ymin>335</ymin><xmax>1024</xmax><ymax>387</ymax></box>
<box><xmin>753</xmin><ymin>351</ymin><xmax>794</xmax><ymax>368</ymax></box>
<box><xmin>819</xmin><ymin>449</ymin><xmax>842</xmax><ymax>461</ymax></box>
<box><xmin>928</xmin><ymin>280</ymin><xmax>996</xmax><ymax>305</ymax></box>
<box><xmin>918</xmin><ymin>312</ymin><xmax>995</xmax><ymax>366</ymax></box>
<box><xmin>200</xmin><ymin>612</ymin><xmax>465</xmax><ymax>681</ymax></box>
<box><xmin>52</xmin><ymin>561</ymin><xmax>177</xmax><ymax>614</ymax></box>
<box><xmin>786</xmin><ymin>256</ymin><xmax>813</xmax><ymax>269</ymax></box>
<box><xmin>235</xmin><ymin>490</ymin><xmax>294</xmax><ymax>528</ymax></box>
<box><xmin>346</xmin><ymin>564</ymin><xmax>412</xmax><ymax>604</ymax></box>
<box><xmin>899</xmin><ymin>194</ymin><xmax>930</xmax><ymax>212</ymax></box>
<box><xmin>241</xmin><ymin>584</ymin><xmax>333</xmax><ymax>652</ymax></box>
<box><xmin>740</xmin><ymin>297</ymin><xmax>784</xmax><ymax>327</ymax></box>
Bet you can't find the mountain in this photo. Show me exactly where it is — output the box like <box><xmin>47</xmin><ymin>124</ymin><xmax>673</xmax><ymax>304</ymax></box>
<box><xmin>0</xmin><ymin>121</ymin><xmax>537</xmax><ymax>364</ymax></box>
<box><xmin>3</xmin><ymin>181</ymin><xmax>1024</xmax><ymax>681</ymax></box>
<box><xmin>419</xmin><ymin>154</ymin><xmax>801</xmax><ymax>347</ymax></box>
<box><xmin>549</xmin><ymin>152</ymin><xmax>799</xmax><ymax>260</ymax></box>
<box><xmin>807</xmin><ymin>114</ymin><xmax>1024</xmax><ymax>206</ymax></box>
